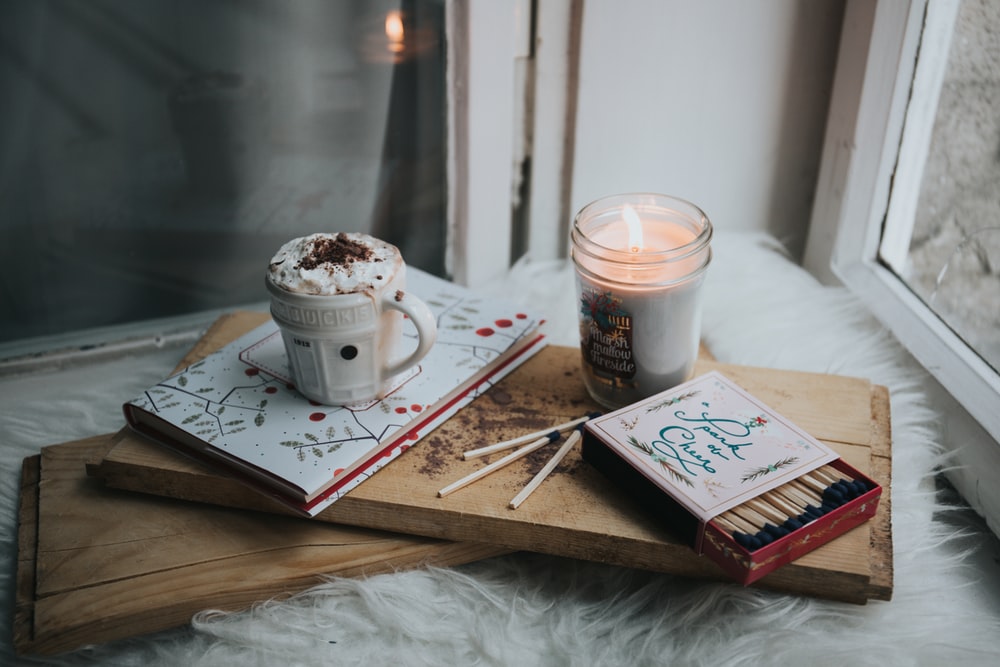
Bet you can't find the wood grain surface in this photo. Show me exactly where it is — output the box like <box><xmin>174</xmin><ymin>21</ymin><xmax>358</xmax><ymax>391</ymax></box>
<box><xmin>13</xmin><ymin>312</ymin><xmax>506</xmax><ymax>656</ymax></box>
<box><xmin>94</xmin><ymin>312</ymin><xmax>893</xmax><ymax>606</ymax></box>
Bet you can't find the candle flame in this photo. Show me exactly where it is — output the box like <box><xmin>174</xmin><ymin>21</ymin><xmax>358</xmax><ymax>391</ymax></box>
<box><xmin>623</xmin><ymin>204</ymin><xmax>643</xmax><ymax>252</ymax></box>
<box><xmin>385</xmin><ymin>10</ymin><xmax>405</xmax><ymax>52</ymax></box>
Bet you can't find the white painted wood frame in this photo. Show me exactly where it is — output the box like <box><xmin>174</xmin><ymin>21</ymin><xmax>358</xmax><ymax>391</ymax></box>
<box><xmin>446</xmin><ymin>0</ymin><xmax>531</xmax><ymax>288</ymax></box>
<box><xmin>803</xmin><ymin>0</ymin><xmax>1000</xmax><ymax>530</ymax></box>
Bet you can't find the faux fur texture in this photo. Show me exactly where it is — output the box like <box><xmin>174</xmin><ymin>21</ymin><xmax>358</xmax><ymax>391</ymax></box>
<box><xmin>2</xmin><ymin>232</ymin><xmax>999</xmax><ymax>666</ymax></box>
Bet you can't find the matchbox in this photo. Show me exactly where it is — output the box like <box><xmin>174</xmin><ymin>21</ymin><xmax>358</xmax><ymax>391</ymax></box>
<box><xmin>581</xmin><ymin>371</ymin><xmax>883</xmax><ymax>585</ymax></box>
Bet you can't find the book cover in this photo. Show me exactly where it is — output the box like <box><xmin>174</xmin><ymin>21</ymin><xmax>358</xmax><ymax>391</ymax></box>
<box><xmin>123</xmin><ymin>268</ymin><xmax>546</xmax><ymax>517</ymax></box>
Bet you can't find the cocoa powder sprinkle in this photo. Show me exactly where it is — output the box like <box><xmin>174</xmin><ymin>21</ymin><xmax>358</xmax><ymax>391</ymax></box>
<box><xmin>295</xmin><ymin>232</ymin><xmax>373</xmax><ymax>271</ymax></box>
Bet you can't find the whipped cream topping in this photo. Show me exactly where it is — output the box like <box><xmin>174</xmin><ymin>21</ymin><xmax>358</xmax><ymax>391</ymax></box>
<box><xmin>267</xmin><ymin>232</ymin><xmax>400</xmax><ymax>295</ymax></box>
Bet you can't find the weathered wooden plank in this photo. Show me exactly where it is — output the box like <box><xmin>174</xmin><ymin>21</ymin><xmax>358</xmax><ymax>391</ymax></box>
<box><xmin>95</xmin><ymin>312</ymin><xmax>890</xmax><ymax>605</ymax></box>
<box><xmin>17</xmin><ymin>435</ymin><xmax>504</xmax><ymax>656</ymax></box>
<box><xmin>14</xmin><ymin>310</ymin><xmax>505</xmax><ymax>656</ymax></box>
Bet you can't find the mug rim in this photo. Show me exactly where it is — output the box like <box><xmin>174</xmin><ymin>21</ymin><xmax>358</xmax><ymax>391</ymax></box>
<box><xmin>265</xmin><ymin>274</ymin><xmax>393</xmax><ymax>306</ymax></box>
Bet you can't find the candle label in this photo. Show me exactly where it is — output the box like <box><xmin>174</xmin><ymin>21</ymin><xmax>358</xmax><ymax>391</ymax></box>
<box><xmin>579</xmin><ymin>287</ymin><xmax>637</xmax><ymax>384</ymax></box>
<box><xmin>584</xmin><ymin>371</ymin><xmax>838</xmax><ymax>521</ymax></box>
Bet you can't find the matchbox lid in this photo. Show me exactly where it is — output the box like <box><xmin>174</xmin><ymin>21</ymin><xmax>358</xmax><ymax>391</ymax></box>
<box><xmin>583</xmin><ymin>371</ymin><xmax>838</xmax><ymax>523</ymax></box>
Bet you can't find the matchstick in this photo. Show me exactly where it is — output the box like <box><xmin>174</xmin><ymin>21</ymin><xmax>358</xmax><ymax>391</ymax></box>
<box><xmin>508</xmin><ymin>426</ymin><xmax>584</xmax><ymax>509</ymax></box>
<box><xmin>801</xmin><ymin>470</ymin><xmax>865</xmax><ymax>505</ymax></box>
<box><xmin>772</xmin><ymin>484</ymin><xmax>823</xmax><ymax>516</ymax></box>
<box><xmin>438</xmin><ymin>432</ymin><xmax>560</xmax><ymax>497</ymax></box>
<box><xmin>811</xmin><ymin>466</ymin><xmax>839</xmax><ymax>485</ymax></box>
<box><xmin>462</xmin><ymin>412</ymin><xmax>600</xmax><ymax>460</ymax></box>
<box><xmin>816</xmin><ymin>464</ymin><xmax>871</xmax><ymax>496</ymax></box>
<box><xmin>715</xmin><ymin>465</ymin><xmax>875</xmax><ymax>552</ymax></box>
<box><xmin>713</xmin><ymin>512</ymin><xmax>765</xmax><ymax>550</ymax></box>
<box><xmin>798</xmin><ymin>472</ymin><xmax>828</xmax><ymax>494</ymax></box>
<box><xmin>775</xmin><ymin>482</ymin><xmax>819</xmax><ymax>512</ymax></box>
<box><xmin>746</xmin><ymin>497</ymin><xmax>790</xmax><ymax>525</ymax></box>
<box><xmin>462</xmin><ymin>429</ymin><xmax>561</xmax><ymax>461</ymax></box>
<box><xmin>728</xmin><ymin>503</ymin><xmax>772</xmax><ymax>529</ymax></box>
<box><xmin>713</xmin><ymin>513</ymin><xmax>752</xmax><ymax>535</ymax></box>
<box><xmin>760</xmin><ymin>490</ymin><xmax>804</xmax><ymax>520</ymax></box>
<box><xmin>790</xmin><ymin>478</ymin><xmax>824</xmax><ymax>503</ymax></box>
<box><xmin>718</xmin><ymin>507</ymin><xmax>774</xmax><ymax>548</ymax></box>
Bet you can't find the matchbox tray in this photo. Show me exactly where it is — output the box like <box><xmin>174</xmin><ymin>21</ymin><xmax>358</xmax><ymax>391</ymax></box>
<box><xmin>581</xmin><ymin>371</ymin><xmax>883</xmax><ymax>585</ymax></box>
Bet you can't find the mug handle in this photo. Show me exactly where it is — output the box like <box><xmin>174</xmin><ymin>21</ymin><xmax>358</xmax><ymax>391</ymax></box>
<box><xmin>381</xmin><ymin>289</ymin><xmax>438</xmax><ymax>379</ymax></box>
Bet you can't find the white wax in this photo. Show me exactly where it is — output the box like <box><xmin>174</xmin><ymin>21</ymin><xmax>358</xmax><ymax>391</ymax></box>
<box><xmin>576</xmin><ymin>218</ymin><xmax>705</xmax><ymax>408</ymax></box>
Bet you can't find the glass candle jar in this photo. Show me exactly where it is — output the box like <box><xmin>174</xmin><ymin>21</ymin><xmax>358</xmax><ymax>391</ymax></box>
<box><xmin>571</xmin><ymin>193</ymin><xmax>713</xmax><ymax>409</ymax></box>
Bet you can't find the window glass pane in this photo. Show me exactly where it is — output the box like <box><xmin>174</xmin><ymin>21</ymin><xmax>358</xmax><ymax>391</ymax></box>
<box><xmin>902</xmin><ymin>0</ymin><xmax>1000</xmax><ymax>372</ymax></box>
<box><xmin>0</xmin><ymin>0</ymin><xmax>446</xmax><ymax>343</ymax></box>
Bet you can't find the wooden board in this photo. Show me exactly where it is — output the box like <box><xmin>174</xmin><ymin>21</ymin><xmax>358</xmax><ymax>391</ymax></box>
<box><xmin>94</xmin><ymin>312</ymin><xmax>893</xmax><ymax>605</ymax></box>
<box><xmin>13</xmin><ymin>313</ymin><xmax>507</xmax><ymax>656</ymax></box>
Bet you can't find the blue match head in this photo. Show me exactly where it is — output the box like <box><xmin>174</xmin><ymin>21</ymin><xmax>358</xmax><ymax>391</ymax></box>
<box><xmin>546</xmin><ymin>431</ymin><xmax>561</xmax><ymax>442</ymax></box>
<box><xmin>755</xmin><ymin>530</ymin><xmax>775</xmax><ymax>546</ymax></box>
<box><xmin>574</xmin><ymin>423</ymin><xmax>586</xmax><ymax>432</ymax></box>
<box><xmin>733</xmin><ymin>532</ymin><xmax>755</xmax><ymax>550</ymax></box>
<box><xmin>822</xmin><ymin>487</ymin><xmax>846</xmax><ymax>506</ymax></box>
<box><xmin>821</xmin><ymin>500</ymin><xmax>840</xmax><ymax>513</ymax></box>
<box><xmin>847</xmin><ymin>479</ymin><xmax>870</xmax><ymax>495</ymax></box>
<box><xmin>805</xmin><ymin>504</ymin><xmax>826</xmax><ymax>517</ymax></box>
<box><xmin>762</xmin><ymin>523</ymin><xmax>789</xmax><ymax>539</ymax></box>
<box><xmin>783</xmin><ymin>517</ymin><xmax>804</xmax><ymax>531</ymax></box>
<box><xmin>733</xmin><ymin>532</ymin><xmax>763</xmax><ymax>551</ymax></box>
<box><xmin>586</xmin><ymin>411</ymin><xmax>602</xmax><ymax>419</ymax></box>
<box><xmin>796</xmin><ymin>512</ymin><xmax>817</xmax><ymax>526</ymax></box>
<box><xmin>833</xmin><ymin>480</ymin><xmax>858</xmax><ymax>499</ymax></box>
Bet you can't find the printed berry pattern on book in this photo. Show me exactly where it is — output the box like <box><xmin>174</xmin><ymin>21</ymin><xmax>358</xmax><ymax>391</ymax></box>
<box><xmin>126</xmin><ymin>269</ymin><xmax>544</xmax><ymax>516</ymax></box>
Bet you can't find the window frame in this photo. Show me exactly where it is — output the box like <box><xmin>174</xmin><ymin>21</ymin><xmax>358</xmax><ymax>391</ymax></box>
<box><xmin>446</xmin><ymin>0</ymin><xmax>531</xmax><ymax>287</ymax></box>
<box><xmin>803</xmin><ymin>0</ymin><xmax>1000</xmax><ymax>445</ymax></box>
<box><xmin>447</xmin><ymin>0</ymin><xmax>579</xmax><ymax>286</ymax></box>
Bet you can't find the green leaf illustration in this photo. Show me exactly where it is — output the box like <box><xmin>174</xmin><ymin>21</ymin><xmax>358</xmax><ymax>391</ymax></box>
<box><xmin>740</xmin><ymin>457</ymin><xmax>799</xmax><ymax>483</ymax></box>
<box><xmin>645</xmin><ymin>390</ymin><xmax>700</xmax><ymax>413</ymax></box>
<box><xmin>627</xmin><ymin>436</ymin><xmax>694</xmax><ymax>488</ymax></box>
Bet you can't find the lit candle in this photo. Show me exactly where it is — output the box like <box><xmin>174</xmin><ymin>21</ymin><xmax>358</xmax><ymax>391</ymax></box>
<box><xmin>385</xmin><ymin>10</ymin><xmax>405</xmax><ymax>55</ymax></box>
<box><xmin>571</xmin><ymin>193</ymin><xmax>713</xmax><ymax>409</ymax></box>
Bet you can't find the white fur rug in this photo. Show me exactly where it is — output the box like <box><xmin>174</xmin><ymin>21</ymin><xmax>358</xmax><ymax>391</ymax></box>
<box><xmin>2</xmin><ymin>231</ymin><xmax>999</xmax><ymax>666</ymax></box>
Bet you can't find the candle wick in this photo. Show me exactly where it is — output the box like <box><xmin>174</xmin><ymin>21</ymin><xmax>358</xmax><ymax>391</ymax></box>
<box><xmin>630</xmin><ymin>246</ymin><xmax>640</xmax><ymax>253</ymax></box>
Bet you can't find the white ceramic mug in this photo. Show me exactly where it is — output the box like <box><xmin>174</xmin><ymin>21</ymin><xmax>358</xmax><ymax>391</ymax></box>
<box><xmin>266</xmin><ymin>233</ymin><xmax>437</xmax><ymax>405</ymax></box>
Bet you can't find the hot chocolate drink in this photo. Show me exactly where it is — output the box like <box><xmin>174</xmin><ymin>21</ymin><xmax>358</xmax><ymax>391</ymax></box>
<box><xmin>266</xmin><ymin>233</ymin><xmax>437</xmax><ymax>405</ymax></box>
<box><xmin>268</xmin><ymin>232</ymin><xmax>400</xmax><ymax>296</ymax></box>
